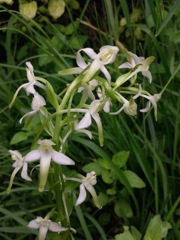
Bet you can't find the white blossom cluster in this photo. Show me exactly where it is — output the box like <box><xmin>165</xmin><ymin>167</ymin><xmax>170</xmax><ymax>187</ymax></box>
<box><xmin>7</xmin><ymin>45</ymin><xmax>160</xmax><ymax>239</ymax></box>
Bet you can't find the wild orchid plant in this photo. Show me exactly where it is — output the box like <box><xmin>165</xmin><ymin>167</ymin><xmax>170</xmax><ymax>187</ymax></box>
<box><xmin>7</xmin><ymin>45</ymin><xmax>161</xmax><ymax>239</ymax></box>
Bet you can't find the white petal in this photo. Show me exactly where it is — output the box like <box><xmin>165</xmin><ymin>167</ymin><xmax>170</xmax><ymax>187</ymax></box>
<box><xmin>23</xmin><ymin>83</ymin><xmax>36</xmax><ymax>95</ymax></box>
<box><xmin>77</xmin><ymin>129</ymin><xmax>92</xmax><ymax>139</ymax></box>
<box><xmin>100</xmin><ymin>66</ymin><xmax>111</xmax><ymax>83</ymax></box>
<box><xmin>39</xmin><ymin>226</ymin><xmax>49</xmax><ymax>240</ymax></box>
<box><xmin>76</xmin><ymin>51</ymin><xmax>88</xmax><ymax>69</ymax></box>
<box><xmin>25</xmin><ymin>150</ymin><xmax>41</xmax><ymax>162</ymax></box>
<box><xmin>39</xmin><ymin>149</ymin><xmax>52</xmax><ymax>191</ymax></box>
<box><xmin>21</xmin><ymin>162</ymin><xmax>32</xmax><ymax>181</ymax></box>
<box><xmin>28</xmin><ymin>219</ymin><xmax>40</xmax><ymax>229</ymax></box>
<box><xmin>52</xmin><ymin>151</ymin><xmax>75</xmax><ymax>165</ymax></box>
<box><xmin>49</xmin><ymin>222</ymin><xmax>68</xmax><ymax>232</ymax></box>
<box><xmin>76</xmin><ymin>112</ymin><xmax>92</xmax><ymax>130</ymax></box>
<box><xmin>9</xmin><ymin>150</ymin><xmax>23</xmax><ymax>160</ymax></box>
<box><xmin>85</xmin><ymin>183</ymin><xmax>101</xmax><ymax>208</ymax></box>
<box><xmin>75</xmin><ymin>183</ymin><xmax>87</xmax><ymax>206</ymax></box>
<box><xmin>26</xmin><ymin>62</ymin><xmax>34</xmax><ymax>73</ymax></box>
<box><xmin>79</xmin><ymin>48</ymin><xmax>97</xmax><ymax>60</ymax></box>
<box><xmin>32</xmin><ymin>93</ymin><xmax>46</xmax><ymax>111</ymax></box>
<box><xmin>119</xmin><ymin>62</ymin><xmax>133</xmax><ymax>69</ymax></box>
<box><xmin>140</xmin><ymin>101</ymin><xmax>151</xmax><ymax>112</ymax></box>
<box><xmin>92</xmin><ymin>113</ymin><xmax>103</xmax><ymax>146</ymax></box>
<box><xmin>103</xmin><ymin>99</ymin><xmax>111</xmax><ymax>113</ymax></box>
<box><xmin>99</xmin><ymin>45</ymin><xmax>119</xmax><ymax>64</ymax></box>
<box><xmin>142</xmin><ymin>70</ymin><xmax>152</xmax><ymax>83</ymax></box>
<box><xmin>19</xmin><ymin>110</ymin><xmax>37</xmax><ymax>124</ymax></box>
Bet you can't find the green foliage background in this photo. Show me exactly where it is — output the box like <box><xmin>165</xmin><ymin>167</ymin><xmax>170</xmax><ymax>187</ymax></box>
<box><xmin>0</xmin><ymin>0</ymin><xmax>180</xmax><ymax>239</ymax></box>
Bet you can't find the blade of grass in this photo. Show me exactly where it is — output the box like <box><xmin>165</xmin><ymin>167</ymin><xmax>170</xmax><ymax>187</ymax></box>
<box><xmin>74</xmin><ymin>204</ymin><xmax>93</xmax><ymax>240</ymax></box>
<box><xmin>156</xmin><ymin>0</ymin><xmax>180</xmax><ymax>37</ymax></box>
<box><xmin>85</xmin><ymin>213</ymin><xmax>107</xmax><ymax>240</ymax></box>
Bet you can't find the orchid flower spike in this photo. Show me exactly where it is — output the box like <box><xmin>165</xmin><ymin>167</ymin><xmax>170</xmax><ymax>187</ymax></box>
<box><xmin>19</xmin><ymin>92</ymin><xmax>46</xmax><ymax>124</ymax></box>
<box><xmin>7</xmin><ymin>150</ymin><xmax>31</xmax><ymax>194</ymax></box>
<box><xmin>9</xmin><ymin>62</ymin><xmax>46</xmax><ymax>108</ymax></box>
<box><xmin>75</xmin><ymin>171</ymin><xmax>101</xmax><ymax>208</ymax></box>
<box><xmin>140</xmin><ymin>93</ymin><xmax>161</xmax><ymax>121</ymax></box>
<box><xmin>119</xmin><ymin>51</ymin><xmax>155</xmax><ymax>83</ymax></box>
<box><xmin>24</xmin><ymin>139</ymin><xmax>75</xmax><ymax>192</ymax></box>
<box><xmin>28</xmin><ymin>216</ymin><xmax>68</xmax><ymax>240</ymax></box>
<box><xmin>75</xmin><ymin>100</ymin><xmax>103</xmax><ymax>146</ymax></box>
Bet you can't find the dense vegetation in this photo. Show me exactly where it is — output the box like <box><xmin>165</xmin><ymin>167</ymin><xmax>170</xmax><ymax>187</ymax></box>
<box><xmin>0</xmin><ymin>0</ymin><xmax>179</xmax><ymax>239</ymax></box>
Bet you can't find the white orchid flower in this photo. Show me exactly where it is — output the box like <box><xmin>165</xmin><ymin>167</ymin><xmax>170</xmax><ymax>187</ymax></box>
<box><xmin>110</xmin><ymin>86</ymin><xmax>142</xmax><ymax>116</ymax></box>
<box><xmin>19</xmin><ymin>92</ymin><xmax>46</xmax><ymax>124</ymax></box>
<box><xmin>75</xmin><ymin>171</ymin><xmax>101</xmax><ymax>208</ymax></box>
<box><xmin>7</xmin><ymin>150</ymin><xmax>31</xmax><ymax>194</ymax></box>
<box><xmin>78</xmin><ymin>79</ymin><xmax>98</xmax><ymax>101</ymax></box>
<box><xmin>28</xmin><ymin>216</ymin><xmax>68</xmax><ymax>240</ymax></box>
<box><xmin>76</xmin><ymin>45</ymin><xmax>119</xmax><ymax>83</ymax></box>
<box><xmin>75</xmin><ymin>100</ymin><xmax>103</xmax><ymax>145</ymax></box>
<box><xmin>9</xmin><ymin>62</ymin><xmax>46</xmax><ymax>108</ymax></box>
<box><xmin>140</xmin><ymin>93</ymin><xmax>161</xmax><ymax>120</ymax></box>
<box><xmin>97</xmin><ymin>87</ymin><xmax>112</xmax><ymax>113</ymax></box>
<box><xmin>119</xmin><ymin>51</ymin><xmax>155</xmax><ymax>83</ymax></box>
<box><xmin>25</xmin><ymin>139</ymin><xmax>75</xmax><ymax>192</ymax></box>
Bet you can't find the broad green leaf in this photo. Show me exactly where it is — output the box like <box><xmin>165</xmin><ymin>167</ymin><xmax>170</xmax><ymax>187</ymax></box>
<box><xmin>98</xmin><ymin>192</ymin><xmax>110</xmax><ymax>207</ymax></box>
<box><xmin>48</xmin><ymin>0</ymin><xmax>65</xmax><ymax>20</ymax></box>
<box><xmin>124</xmin><ymin>170</ymin><xmax>146</xmax><ymax>188</ymax></box>
<box><xmin>144</xmin><ymin>215</ymin><xmax>171</xmax><ymax>240</ymax></box>
<box><xmin>114</xmin><ymin>198</ymin><xmax>133</xmax><ymax>218</ymax></box>
<box><xmin>131</xmin><ymin>226</ymin><xmax>142</xmax><ymax>240</ymax></box>
<box><xmin>97</xmin><ymin>158</ymin><xmax>112</xmax><ymax>170</ymax></box>
<box><xmin>101</xmin><ymin>169</ymin><xmax>113</xmax><ymax>184</ymax></box>
<box><xmin>144</xmin><ymin>224</ymin><xmax>161</xmax><ymax>240</ymax></box>
<box><xmin>10</xmin><ymin>131</ymin><xmax>29</xmax><ymax>145</ymax></box>
<box><xmin>19</xmin><ymin>1</ymin><xmax>37</xmax><ymax>20</ymax></box>
<box><xmin>112</xmin><ymin>151</ymin><xmax>129</xmax><ymax>168</ymax></box>
<box><xmin>0</xmin><ymin>0</ymin><xmax>13</xmax><ymax>4</ymax></box>
<box><xmin>115</xmin><ymin>226</ymin><xmax>135</xmax><ymax>240</ymax></box>
<box><xmin>82</xmin><ymin>162</ymin><xmax>102</xmax><ymax>175</ymax></box>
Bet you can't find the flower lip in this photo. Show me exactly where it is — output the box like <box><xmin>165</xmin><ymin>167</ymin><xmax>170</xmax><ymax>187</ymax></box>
<box><xmin>99</xmin><ymin>45</ymin><xmax>119</xmax><ymax>64</ymax></box>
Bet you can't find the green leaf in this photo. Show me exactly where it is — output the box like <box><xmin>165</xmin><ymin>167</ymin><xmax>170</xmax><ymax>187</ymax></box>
<box><xmin>112</xmin><ymin>151</ymin><xmax>130</xmax><ymax>168</ymax></box>
<box><xmin>101</xmin><ymin>169</ymin><xmax>113</xmax><ymax>184</ymax></box>
<box><xmin>97</xmin><ymin>158</ymin><xmax>112</xmax><ymax>170</ymax></box>
<box><xmin>131</xmin><ymin>226</ymin><xmax>142</xmax><ymax>240</ymax></box>
<box><xmin>114</xmin><ymin>198</ymin><xmax>133</xmax><ymax>218</ymax></box>
<box><xmin>45</xmin><ymin>81</ymin><xmax>59</xmax><ymax>109</ymax></box>
<box><xmin>10</xmin><ymin>131</ymin><xmax>29</xmax><ymax>145</ymax></box>
<box><xmin>115</xmin><ymin>226</ymin><xmax>136</xmax><ymax>240</ymax></box>
<box><xmin>19</xmin><ymin>1</ymin><xmax>37</xmax><ymax>20</ymax></box>
<box><xmin>48</xmin><ymin>0</ymin><xmax>65</xmax><ymax>20</ymax></box>
<box><xmin>82</xmin><ymin>162</ymin><xmax>102</xmax><ymax>175</ymax></box>
<box><xmin>156</xmin><ymin>0</ymin><xmax>180</xmax><ymax>37</ymax></box>
<box><xmin>97</xmin><ymin>192</ymin><xmax>110</xmax><ymax>207</ymax></box>
<box><xmin>124</xmin><ymin>170</ymin><xmax>146</xmax><ymax>188</ymax></box>
<box><xmin>144</xmin><ymin>215</ymin><xmax>171</xmax><ymax>240</ymax></box>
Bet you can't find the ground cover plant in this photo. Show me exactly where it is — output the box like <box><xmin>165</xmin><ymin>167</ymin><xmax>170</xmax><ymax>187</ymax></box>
<box><xmin>0</xmin><ymin>0</ymin><xmax>180</xmax><ymax>239</ymax></box>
